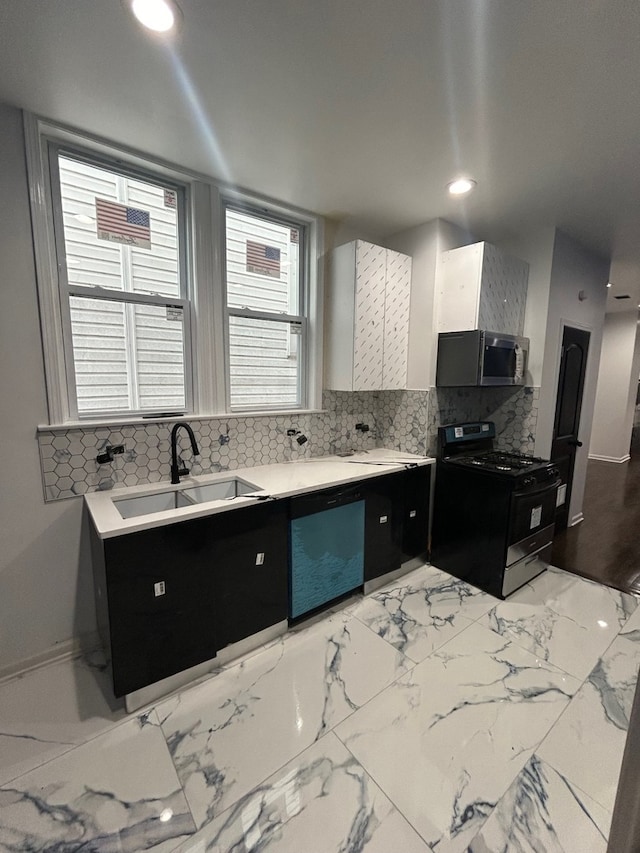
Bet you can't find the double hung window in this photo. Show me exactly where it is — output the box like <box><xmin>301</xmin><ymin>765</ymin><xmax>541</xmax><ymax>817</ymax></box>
<box><xmin>224</xmin><ymin>206</ymin><xmax>306</xmax><ymax>410</ymax></box>
<box><xmin>50</xmin><ymin>150</ymin><xmax>190</xmax><ymax>418</ymax></box>
<box><xmin>27</xmin><ymin>115</ymin><xmax>322</xmax><ymax>425</ymax></box>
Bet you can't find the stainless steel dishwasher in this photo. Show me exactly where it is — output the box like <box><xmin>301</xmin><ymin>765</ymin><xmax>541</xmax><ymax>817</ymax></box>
<box><xmin>289</xmin><ymin>484</ymin><xmax>365</xmax><ymax>620</ymax></box>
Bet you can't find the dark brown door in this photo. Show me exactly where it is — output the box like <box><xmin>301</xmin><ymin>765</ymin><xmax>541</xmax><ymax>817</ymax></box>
<box><xmin>551</xmin><ymin>326</ymin><xmax>590</xmax><ymax>529</ymax></box>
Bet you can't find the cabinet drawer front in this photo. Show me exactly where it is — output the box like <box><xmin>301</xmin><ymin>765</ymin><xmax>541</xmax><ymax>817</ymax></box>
<box><xmin>506</xmin><ymin>523</ymin><xmax>555</xmax><ymax>567</ymax></box>
<box><xmin>502</xmin><ymin>543</ymin><xmax>551</xmax><ymax>598</ymax></box>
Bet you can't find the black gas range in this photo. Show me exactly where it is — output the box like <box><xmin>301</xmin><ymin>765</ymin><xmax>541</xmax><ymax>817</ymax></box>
<box><xmin>432</xmin><ymin>422</ymin><xmax>561</xmax><ymax>598</ymax></box>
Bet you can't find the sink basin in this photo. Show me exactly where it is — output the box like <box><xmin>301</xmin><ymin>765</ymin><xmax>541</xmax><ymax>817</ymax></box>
<box><xmin>112</xmin><ymin>477</ymin><xmax>262</xmax><ymax>519</ymax></box>
<box><xmin>181</xmin><ymin>477</ymin><xmax>261</xmax><ymax>503</ymax></box>
<box><xmin>114</xmin><ymin>490</ymin><xmax>194</xmax><ymax>519</ymax></box>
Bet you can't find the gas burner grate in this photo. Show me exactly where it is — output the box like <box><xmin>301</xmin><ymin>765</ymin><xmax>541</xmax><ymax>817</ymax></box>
<box><xmin>480</xmin><ymin>451</ymin><xmax>545</xmax><ymax>469</ymax></box>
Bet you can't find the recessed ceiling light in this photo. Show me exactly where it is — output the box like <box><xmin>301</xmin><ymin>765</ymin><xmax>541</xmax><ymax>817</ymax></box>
<box><xmin>130</xmin><ymin>0</ymin><xmax>178</xmax><ymax>32</ymax></box>
<box><xmin>447</xmin><ymin>177</ymin><xmax>477</xmax><ymax>196</ymax></box>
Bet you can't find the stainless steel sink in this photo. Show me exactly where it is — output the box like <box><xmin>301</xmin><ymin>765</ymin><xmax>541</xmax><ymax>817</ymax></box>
<box><xmin>181</xmin><ymin>477</ymin><xmax>261</xmax><ymax>503</ymax></box>
<box><xmin>114</xmin><ymin>490</ymin><xmax>195</xmax><ymax>519</ymax></box>
<box><xmin>113</xmin><ymin>477</ymin><xmax>262</xmax><ymax>518</ymax></box>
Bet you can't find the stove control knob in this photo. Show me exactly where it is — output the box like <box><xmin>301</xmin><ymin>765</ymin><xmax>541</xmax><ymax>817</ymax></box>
<box><xmin>523</xmin><ymin>476</ymin><xmax>535</xmax><ymax>488</ymax></box>
<box><xmin>549</xmin><ymin>467</ymin><xmax>560</xmax><ymax>479</ymax></box>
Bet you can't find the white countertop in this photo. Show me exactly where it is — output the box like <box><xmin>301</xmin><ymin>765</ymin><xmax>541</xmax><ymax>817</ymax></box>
<box><xmin>85</xmin><ymin>449</ymin><xmax>435</xmax><ymax>539</ymax></box>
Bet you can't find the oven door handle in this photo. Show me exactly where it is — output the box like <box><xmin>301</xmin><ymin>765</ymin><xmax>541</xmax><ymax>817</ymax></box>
<box><xmin>513</xmin><ymin>478</ymin><xmax>561</xmax><ymax>500</ymax></box>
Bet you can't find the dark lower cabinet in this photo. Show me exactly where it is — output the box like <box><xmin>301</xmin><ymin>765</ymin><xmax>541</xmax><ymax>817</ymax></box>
<box><xmin>102</xmin><ymin>515</ymin><xmax>217</xmax><ymax>697</ymax></box>
<box><xmin>363</xmin><ymin>466</ymin><xmax>432</xmax><ymax>582</ymax></box>
<box><xmin>363</xmin><ymin>473</ymin><xmax>403</xmax><ymax>582</ymax></box>
<box><xmin>93</xmin><ymin>500</ymin><xmax>289</xmax><ymax>698</ymax></box>
<box><xmin>212</xmin><ymin>501</ymin><xmax>288</xmax><ymax>649</ymax></box>
<box><xmin>399</xmin><ymin>465</ymin><xmax>432</xmax><ymax>561</ymax></box>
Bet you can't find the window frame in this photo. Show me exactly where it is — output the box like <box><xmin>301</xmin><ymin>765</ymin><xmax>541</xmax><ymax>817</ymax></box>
<box><xmin>222</xmin><ymin>200</ymin><xmax>309</xmax><ymax>412</ymax></box>
<box><xmin>47</xmin><ymin>143</ymin><xmax>193</xmax><ymax>420</ymax></box>
<box><xmin>25</xmin><ymin>113</ymin><xmax>324</xmax><ymax>426</ymax></box>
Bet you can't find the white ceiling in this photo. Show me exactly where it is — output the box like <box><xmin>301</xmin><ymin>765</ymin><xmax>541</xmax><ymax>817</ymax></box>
<box><xmin>1</xmin><ymin>0</ymin><xmax>639</xmax><ymax>310</ymax></box>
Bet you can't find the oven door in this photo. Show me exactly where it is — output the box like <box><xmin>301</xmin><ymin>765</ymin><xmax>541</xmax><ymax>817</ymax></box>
<box><xmin>507</xmin><ymin>479</ymin><xmax>560</xmax><ymax>565</ymax></box>
<box><xmin>480</xmin><ymin>333</ymin><xmax>528</xmax><ymax>386</ymax></box>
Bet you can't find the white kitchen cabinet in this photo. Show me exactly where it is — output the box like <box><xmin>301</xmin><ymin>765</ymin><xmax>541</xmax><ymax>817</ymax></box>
<box><xmin>436</xmin><ymin>241</ymin><xmax>528</xmax><ymax>336</ymax></box>
<box><xmin>326</xmin><ymin>240</ymin><xmax>412</xmax><ymax>391</ymax></box>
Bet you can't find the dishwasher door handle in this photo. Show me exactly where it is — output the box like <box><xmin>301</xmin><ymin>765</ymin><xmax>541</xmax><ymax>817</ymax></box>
<box><xmin>290</xmin><ymin>485</ymin><xmax>362</xmax><ymax>517</ymax></box>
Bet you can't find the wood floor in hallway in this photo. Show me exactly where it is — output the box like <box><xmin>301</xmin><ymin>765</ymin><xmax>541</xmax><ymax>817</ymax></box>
<box><xmin>552</xmin><ymin>442</ymin><xmax>640</xmax><ymax>596</ymax></box>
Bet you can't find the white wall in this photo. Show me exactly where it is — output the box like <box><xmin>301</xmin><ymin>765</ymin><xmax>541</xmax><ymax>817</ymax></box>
<box><xmin>386</xmin><ymin>218</ymin><xmax>474</xmax><ymax>388</ymax></box>
<box><xmin>536</xmin><ymin>230</ymin><xmax>609</xmax><ymax>524</ymax></box>
<box><xmin>0</xmin><ymin>104</ymin><xmax>97</xmax><ymax>674</ymax></box>
<box><xmin>590</xmin><ymin>312</ymin><xmax>640</xmax><ymax>462</ymax></box>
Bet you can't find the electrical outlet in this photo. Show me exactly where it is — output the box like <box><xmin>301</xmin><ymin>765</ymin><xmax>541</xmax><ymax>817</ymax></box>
<box><xmin>379</xmin><ymin>515</ymin><xmax>388</xmax><ymax>524</ymax></box>
<box><xmin>255</xmin><ymin>552</ymin><xmax>265</xmax><ymax>566</ymax></box>
<box><xmin>154</xmin><ymin>581</ymin><xmax>166</xmax><ymax>597</ymax></box>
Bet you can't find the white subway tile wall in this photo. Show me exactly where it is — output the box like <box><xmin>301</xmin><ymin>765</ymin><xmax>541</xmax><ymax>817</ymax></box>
<box><xmin>37</xmin><ymin>388</ymin><xmax>539</xmax><ymax>501</ymax></box>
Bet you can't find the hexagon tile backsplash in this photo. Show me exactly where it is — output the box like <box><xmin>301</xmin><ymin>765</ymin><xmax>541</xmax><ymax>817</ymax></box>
<box><xmin>37</xmin><ymin>387</ymin><xmax>539</xmax><ymax>501</ymax></box>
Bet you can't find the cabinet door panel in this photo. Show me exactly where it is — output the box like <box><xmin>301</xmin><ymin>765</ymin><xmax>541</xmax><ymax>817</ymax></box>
<box><xmin>477</xmin><ymin>243</ymin><xmax>528</xmax><ymax>336</ymax></box>
<box><xmin>353</xmin><ymin>241</ymin><xmax>385</xmax><ymax>390</ymax></box>
<box><xmin>400</xmin><ymin>466</ymin><xmax>431</xmax><ymax>560</ymax></box>
<box><xmin>382</xmin><ymin>251</ymin><xmax>411</xmax><ymax>390</ymax></box>
<box><xmin>105</xmin><ymin>517</ymin><xmax>216</xmax><ymax>697</ymax></box>
<box><xmin>212</xmin><ymin>502</ymin><xmax>288</xmax><ymax>649</ymax></box>
<box><xmin>364</xmin><ymin>473</ymin><xmax>402</xmax><ymax>581</ymax></box>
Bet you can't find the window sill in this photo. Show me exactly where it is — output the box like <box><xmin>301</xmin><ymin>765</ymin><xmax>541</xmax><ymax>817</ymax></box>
<box><xmin>37</xmin><ymin>409</ymin><xmax>328</xmax><ymax>433</ymax></box>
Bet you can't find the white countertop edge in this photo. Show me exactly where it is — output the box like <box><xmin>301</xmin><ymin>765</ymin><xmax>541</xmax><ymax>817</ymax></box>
<box><xmin>85</xmin><ymin>450</ymin><xmax>435</xmax><ymax>539</ymax></box>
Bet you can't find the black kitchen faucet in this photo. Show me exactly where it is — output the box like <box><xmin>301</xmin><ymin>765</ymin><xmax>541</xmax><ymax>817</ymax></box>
<box><xmin>170</xmin><ymin>423</ymin><xmax>200</xmax><ymax>484</ymax></box>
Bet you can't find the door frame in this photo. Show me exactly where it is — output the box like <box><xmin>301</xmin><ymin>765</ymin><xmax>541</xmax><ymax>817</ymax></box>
<box><xmin>551</xmin><ymin>317</ymin><xmax>594</xmax><ymax>527</ymax></box>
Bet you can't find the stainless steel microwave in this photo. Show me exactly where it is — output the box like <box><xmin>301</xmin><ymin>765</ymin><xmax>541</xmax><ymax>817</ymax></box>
<box><xmin>436</xmin><ymin>330</ymin><xmax>529</xmax><ymax>387</ymax></box>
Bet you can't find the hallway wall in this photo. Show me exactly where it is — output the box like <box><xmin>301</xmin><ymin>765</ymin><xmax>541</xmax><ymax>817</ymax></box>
<box><xmin>590</xmin><ymin>312</ymin><xmax>640</xmax><ymax>463</ymax></box>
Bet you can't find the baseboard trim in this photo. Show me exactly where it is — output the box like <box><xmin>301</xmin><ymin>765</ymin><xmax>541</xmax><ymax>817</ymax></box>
<box><xmin>363</xmin><ymin>556</ymin><xmax>428</xmax><ymax>595</ymax></box>
<box><xmin>588</xmin><ymin>453</ymin><xmax>631</xmax><ymax>464</ymax></box>
<box><xmin>0</xmin><ymin>631</ymin><xmax>102</xmax><ymax>685</ymax></box>
<box><xmin>569</xmin><ymin>512</ymin><xmax>584</xmax><ymax>527</ymax></box>
<box><xmin>124</xmin><ymin>621</ymin><xmax>289</xmax><ymax>713</ymax></box>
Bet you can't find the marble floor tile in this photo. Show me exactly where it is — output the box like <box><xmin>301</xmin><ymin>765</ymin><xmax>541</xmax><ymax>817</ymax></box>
<box><xmin>537</xmin><ymin>624</ymin><xmax>640</xmax><ymax>813</ymax></box>
<box><xmin>468</xmin><ymin>754</ymin><xmax>611</xmax><ymax>853</ymax></box>
<box><xmin>619</xmin><ymin>596</ymin><xmax>640</xmax><ymax>637</ymax></box>
<box><xmin>352</xmin><ymin>564</ymin><xmax>495</xmax><ymax>663</ymax></box>
<box><xmin>172</xmin><ymin>731</ymin><xmax>430</xmax><ymax>853</ymax></box>
<box><xmin>481</xmin><ymin>566</ymin><xmax>638</xmax><ymax>680</ymax></box>
<box><xmin>0</xmin><ymin>650</ymin><xmax>126</xmax><ymax>785</ymax></box>
<box><xmin>0</xmin><ymin>710</ymin><xmax>196</xmax><ymax>852</ymax></box>
<box><xmin>335</xmin><ymin>622</ymin><xmax>580</xmax><ymax>853</ymax></box>
<box><xmin>156</xmin><ymin>609</ymin><xmax>411</xmax><ymax>829</ymax></box>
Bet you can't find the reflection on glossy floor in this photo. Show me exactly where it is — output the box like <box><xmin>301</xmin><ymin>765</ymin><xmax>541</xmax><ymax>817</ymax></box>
<box><xmin>552</xmin><ymin>446</ymin><xmax>640</xmax><ymax>595</ymax></box>
<box><xmin>1</xmin><ymin>562</ymin><xmax>639</xmax><ymax>852</ymax></box>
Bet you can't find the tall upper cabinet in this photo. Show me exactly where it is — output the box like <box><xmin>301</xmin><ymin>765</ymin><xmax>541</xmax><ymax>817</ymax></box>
<box><xmin>326</xmin><ymin>240</ymin><xmax>412</xmax><ymax>391</ymax></box>
<box><xmin>436</xmin><ymin>241</ymin><xmax>528</xmax><ymax>336</ymax></box>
